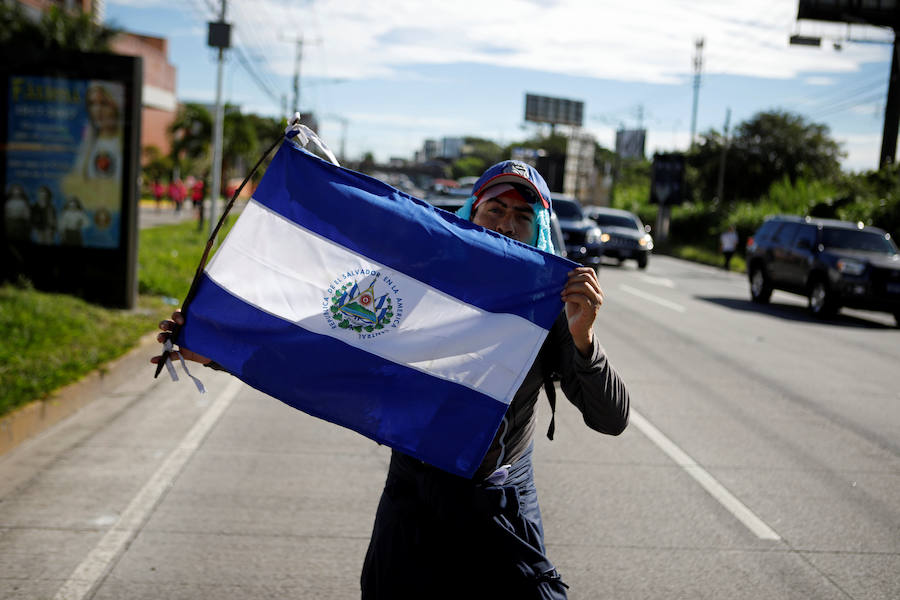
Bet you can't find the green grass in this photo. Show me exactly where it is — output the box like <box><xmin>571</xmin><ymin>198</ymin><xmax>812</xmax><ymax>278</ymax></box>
<box><xmin>662</xmin><ymin>244</ymin><xmax>747</xmax><ymax>274</ymax></box>
<box><xmin>0</xmin><ymin>216</ymin><xmax>236</xmax><ymax>417</ymax></box>
<box><xmin>139</xmin><ymin>220</ymin><xmax>224</xmax><ymax>299</ymax></box>
<box><xmin>0</xmin><ymin>286</ymin><xmax>170</xmax><ymax>415</ymax></box>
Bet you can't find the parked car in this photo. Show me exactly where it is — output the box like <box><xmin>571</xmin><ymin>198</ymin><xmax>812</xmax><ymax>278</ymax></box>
<box><xmin>584</xmin><ymin>206</ymin><xmax>653</xmax><ymax>269</ymax></box>
<box><xmin>745</xmin><ymin>215</ymin><xmax>900</xmax><ymax>324</ymax></box>
<box><xmin>551</xmin><ymin>195</ymin><xmax>604</xmax><ymax>270</ymax></box>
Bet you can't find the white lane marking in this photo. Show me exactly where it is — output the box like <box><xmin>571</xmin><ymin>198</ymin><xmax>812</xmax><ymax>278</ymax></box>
<box><xmin>619</xmin><ymin>284</ymin><xmax>686</xmax><ymax>313</ymax></box>
<box><xmin>52</xmin><ymin>377</ymin><xmax>244</xmax><ymax>600</ymax></box>
<box><xmin>639</xmin><ymin>275</ymin><xmax>675</xmax><ymax>288</ymax></box>
<box><xmin>631</xmin><ymin>409</ymin><xmax>781</xmax><ymax>541</ymax></box>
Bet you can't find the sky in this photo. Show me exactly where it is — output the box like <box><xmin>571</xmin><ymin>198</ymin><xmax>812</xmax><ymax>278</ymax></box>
<box><xmin>105</xmin><ymin>0</ymin><xmax>895</xmax><ymax>172</ymax></box>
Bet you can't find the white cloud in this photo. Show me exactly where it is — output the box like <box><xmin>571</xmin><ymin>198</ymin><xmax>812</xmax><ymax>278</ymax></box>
<box><xmin>835</xmin><ymin>132</ymin><xmax>882</xmax><ymax>172</ymax></box>
<box><xmin>203</xmin><ymin>0</ymin><xmax>892</xmax><ymax>84</ymax></box>
<box><xmin>804</xmin><ymin>76</ymin><xmax>837</xmax><ymax>86</ymax></box>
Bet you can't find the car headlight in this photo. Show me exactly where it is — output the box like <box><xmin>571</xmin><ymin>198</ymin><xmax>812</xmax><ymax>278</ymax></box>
<box><xmin>586</xmin><ymin>230</ymin><xmax>601</xmax><ymax>245</ymax></box>
<box><xmin>600</xmin><ymin>233</ymin><xmax>610</xmax><ymax>243</ymax></box>
<box><xmin>639</xmin><ymin>235</ymin><xmax>653</xmax><ymax>250</ymax></box>
<box><xmin>837</xmin><ymin>259</ymin><xmax>865</xmax><ymax>276</ymax></box>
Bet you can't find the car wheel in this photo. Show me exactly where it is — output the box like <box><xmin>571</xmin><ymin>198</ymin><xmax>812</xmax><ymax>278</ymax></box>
<box><xmin>749</xmin><ymin>265</ymin><xmax>772</xmax><ymax>304</ymax></box>
<box><xmin>637</xmin><ymin>255</ymin><xmax>648</xmax><ymax>270</ymax></box>
<box><xmin>808</xmin><ymin>278</ymin><xmax>837</xmax><ymax>318</ymax></box>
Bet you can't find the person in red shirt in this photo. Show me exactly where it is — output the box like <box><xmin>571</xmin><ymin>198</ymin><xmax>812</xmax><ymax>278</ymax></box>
<box><xmin>152</xmin><ymin>179</ymin><xmax>165</xmax><ymax>210</ymax></box>
<box><xmin>191</xmin><ymin>179</ymin><xmax>205</xmax><ymax>209</ymax></box>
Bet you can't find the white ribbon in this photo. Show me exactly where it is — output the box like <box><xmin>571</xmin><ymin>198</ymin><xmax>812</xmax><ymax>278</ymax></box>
<box><xmin>284</xmin><ymin>112</ymin><xmax>341</xmax><ymax>167</ymax></box>
<box><xmin>163</xmin><ymin>339</ymin><xmax>206</xmax><ymax>393</ymax></box>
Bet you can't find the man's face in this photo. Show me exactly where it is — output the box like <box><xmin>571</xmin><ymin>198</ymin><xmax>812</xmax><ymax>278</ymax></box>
<box><xmin>471</xmin><ymin>191</ymin><xmax>536</xmax><ymax>244</ymax></box>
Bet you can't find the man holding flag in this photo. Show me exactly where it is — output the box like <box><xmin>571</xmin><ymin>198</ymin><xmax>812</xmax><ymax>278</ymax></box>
<box><xmin>154</xmin><ymin>153</ymin><xmax>629</xmax><ymax>598</ymax></box>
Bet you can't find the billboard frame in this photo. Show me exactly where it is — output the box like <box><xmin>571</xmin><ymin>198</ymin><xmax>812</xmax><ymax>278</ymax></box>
<box><xmin>1</xmin><ymin>51</ymin><xmax>142</xmax><ymax>308</ymax></box>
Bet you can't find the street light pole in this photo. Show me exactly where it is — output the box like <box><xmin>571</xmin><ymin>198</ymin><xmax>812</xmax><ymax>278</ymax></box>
<box><xmin>207</xmin><ymin>1</ymin><xmax>230</xmax><ymax>236</ymax></box>
<box><xmin>689</xmin><ymin>37</ymin><xmax>704</xmax><ymax>150</ymax></box>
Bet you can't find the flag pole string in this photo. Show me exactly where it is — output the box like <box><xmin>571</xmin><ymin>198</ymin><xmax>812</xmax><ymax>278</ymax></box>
<box><xmin>153</xmin><ymin>114</ymin><xmax>339</xmax><ymax>379</ymax></box>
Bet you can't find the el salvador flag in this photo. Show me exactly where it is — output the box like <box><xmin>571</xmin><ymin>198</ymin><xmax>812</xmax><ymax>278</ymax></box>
<box><xmin>178</xmin><ymin>140</ymin><xmax>576</xmax><ymax>478</ymax></box>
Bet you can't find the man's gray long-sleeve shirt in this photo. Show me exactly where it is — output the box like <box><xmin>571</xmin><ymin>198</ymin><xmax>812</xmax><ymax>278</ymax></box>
<box><xmin>476</xmin><ymin>311</ymin><xmax>630</xmax><ymax>480</ymax></box>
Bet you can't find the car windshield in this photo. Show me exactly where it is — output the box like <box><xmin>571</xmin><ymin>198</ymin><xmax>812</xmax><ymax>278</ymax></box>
<box><xmin>553</xmin><ymin>200</ymin><xmax>582</xmax><ymax>219</ymax></box>
<box><xmin>593</xmin><ymin>214</ymin><xmax>639</xmax><ymax>230</ymax></box>
<box><xmin>821</xmin><ymin>228</ymin><xmax>897</xmax><ymax>254</ymax></box>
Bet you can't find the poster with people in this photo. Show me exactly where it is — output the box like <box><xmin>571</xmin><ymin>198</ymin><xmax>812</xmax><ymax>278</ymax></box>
<box><xmin>4</xmin><ymin>76</ymin><xmax>124</xmax><ymax>249</ymax></box>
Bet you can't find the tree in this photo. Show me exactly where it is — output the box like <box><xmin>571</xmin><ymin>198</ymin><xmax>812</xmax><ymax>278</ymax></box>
<box><xmin>690</xmin><ymin>110</ymin><xmax>844</xmax><ymax>203</ymax></box>
<box><xmin>0</xmin><ymin>4</ymin><xmax>118</xmax><ymax>54</ymax></box>
<box><xmin>462</xmin><ymin>137</ymin><xmax>505</xmax><ymax>167</ymax></box>
<box><xmin>141</xmin><ymin>145</ymin><xmax>173</xmax><ymax>182</ymax></box>
<box><xmin>169</xmin><ymin>103</ymin><xmax>213</xmax><ymax>175</ymax></box>
<box><xmin>449</xmin><ymin>156</ymin><xmax>485</xmax><ymax>179</ymax></box>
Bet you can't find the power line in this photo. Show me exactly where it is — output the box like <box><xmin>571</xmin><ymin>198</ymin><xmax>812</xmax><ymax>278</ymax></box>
<box><xmin>812</xmin><ymin>90</ymin><xmax>887</xmax><ymax>119</ymax></box>
<box><xmin>189</xmin><ymin>0</ymin><xmax>285</xmax><ymax>111</ymax></box>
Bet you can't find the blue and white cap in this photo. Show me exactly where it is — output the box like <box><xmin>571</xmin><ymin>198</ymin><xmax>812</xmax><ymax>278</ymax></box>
<box><xmin>472</xmin><ymin>160</ymin><xmax>552</xmax><ymax>211</ymax></box>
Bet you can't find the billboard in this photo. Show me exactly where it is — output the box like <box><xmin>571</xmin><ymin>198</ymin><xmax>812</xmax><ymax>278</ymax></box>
<box><xmin>649</xmin><ymin>153</ymin><xmax>686</xmax><ymax>205</ymax></box>
<box><xmin>1</xmin><ymin>52</ymin><xmax>141</xmax><ymax>308</ymax></box>
<box><xmin>6</xmin><ymin>77</ymin><xmax>125</xmax><ymax>249</ymax></box>
<box><xmin>524</xmin><ymin>93</ymin><xmax>584</xmax><ymax>127</ymax></box>
<box><xmin>797</xmin><ymin>1</ymin><xmax>900</xmax><ymax>27</ymax></box>
<box><xmin>615</xmin><ymin>129</ymin><xmax>647</xmax><ymax>160</ymax></box>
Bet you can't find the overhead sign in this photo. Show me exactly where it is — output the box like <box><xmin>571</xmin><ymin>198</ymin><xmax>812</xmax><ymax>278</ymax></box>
<box><xmin>797</xmin><ymin>1</ymin><xmax>899</xmax><ymax>28</ymax></box>
<box><xmin>649</xmin><ymin>153</ymin><xmax>686</xmax><ymax>205</ymax></box>
<box><xmin>524</xmin><ymin>93</ymin><xmax>584</xmax><ymax>127</ymax></box>
<box><xmin>615</xmin><ymin>129</ymin><xmax>646</xmax><ymax>160</ymax></box>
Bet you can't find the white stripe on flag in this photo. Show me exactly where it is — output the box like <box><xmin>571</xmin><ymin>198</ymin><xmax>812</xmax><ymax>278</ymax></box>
<box><xmin>205</xmin><ymin>199</ymin><xmax>548</xmax><ymax>404</ymax></box>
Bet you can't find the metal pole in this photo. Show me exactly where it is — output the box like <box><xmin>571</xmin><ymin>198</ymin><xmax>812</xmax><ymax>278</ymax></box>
<box><xmin>292</xmin><ymin>38</ymin><xmax>303</xmax><ymax>113</ymax></box>
<box><xmin>690</xmin><ymin>38</ymin><xmax>704</xmax><ymax>150</ymax></box>
<box><xmin>716</xmin><ymin>108</ymin><xmax>731</xmax><ymax>202</ymax></box>
<box><xmin>209</xmin><ymin>0</ymin><xmax>227</xmax><ymax>237</ymax></box>
<box><xmin>880</xmin><ymin>32</ymin><xmax>899</xmax><ymax>168</ymax></box>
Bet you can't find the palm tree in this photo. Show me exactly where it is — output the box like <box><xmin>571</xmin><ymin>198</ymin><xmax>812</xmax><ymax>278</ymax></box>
<box><xmin>168</xmin><ymin>103</ymin><xmax>213</xmax><ymax>177</ymax></box>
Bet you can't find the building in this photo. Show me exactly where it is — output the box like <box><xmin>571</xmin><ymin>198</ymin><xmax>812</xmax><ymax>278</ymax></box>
<box><xmin>440</xmin><ymin>137</ymin><xmax>464</xmax><ymax>160</ymax></box>
<box><xmin>111</xmin><ymin>32</ymin><xmax>177</xmax><ymax>158</ymax></box>
<box><xmin>423</xmin><ymin>139</ymin><xmax>438</xmax><ymax>161</ymax></box>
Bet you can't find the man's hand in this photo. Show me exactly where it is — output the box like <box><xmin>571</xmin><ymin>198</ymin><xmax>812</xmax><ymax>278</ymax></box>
<box><xmin>150</xmin><ymin>310</ymin><xmax>211</xmax><ymax>366</ymax></box>
<box><xmin>560</xmin><ymin>267</ymin><xmax>603</xmax><ymax>357</ymax></box>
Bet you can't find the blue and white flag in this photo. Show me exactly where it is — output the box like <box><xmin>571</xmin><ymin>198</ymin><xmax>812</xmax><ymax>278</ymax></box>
<box><xmin>178</xmin><ymin>140</ymin><xmax>576</xmax><ymax>477</ymax></box>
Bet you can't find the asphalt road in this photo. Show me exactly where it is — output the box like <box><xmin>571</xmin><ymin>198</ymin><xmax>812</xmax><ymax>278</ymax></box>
<box><xmin>1</xmin><ymin>254</ymin><xmax>897</xmax><ymax>599</ymax></box>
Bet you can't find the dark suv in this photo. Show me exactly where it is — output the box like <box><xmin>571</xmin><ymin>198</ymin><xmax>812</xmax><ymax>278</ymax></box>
<box><xmin>746</xmin><ymin>215</ymin><xmax>900</xmax><ymax>324</ymax></box>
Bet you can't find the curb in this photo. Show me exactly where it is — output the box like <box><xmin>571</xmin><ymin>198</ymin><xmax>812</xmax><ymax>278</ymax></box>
<box><xmin>0</xmin><ymin>331</ymin><xmax>162</xmax><ymax>457</ymax></box>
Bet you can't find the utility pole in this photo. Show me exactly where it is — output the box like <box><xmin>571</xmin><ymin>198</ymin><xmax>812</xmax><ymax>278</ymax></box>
<box><xmin>690</xmin><ymin>37</ymin><xmax>704</xmax><ymax>150</ymax></box>
<box><xmin>207</xmin><ymin>0</ymin><xmax>230</xmax><ymax>236</ymax></box>
<box><xmin>292</xmin><ymin>37</ymin><xmax>304</xmax><ymax>114</ymax></box>
<box><xmin>716</xmin><ymin>107</ymin><xmax>731</xmax><ymax>203</ymax></box>
<box><xmin>880</xmin><ymin>35</ymin><xmax>900</xmax><ymax>166</ymax></box>
<box><xmin>280</xmin><ymin>36</ymin><xmax>322</xmax><ymax>115</ymax></box>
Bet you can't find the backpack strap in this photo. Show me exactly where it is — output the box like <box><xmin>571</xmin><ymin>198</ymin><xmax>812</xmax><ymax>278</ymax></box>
<box><xmin>537</xmin><ymin>336</ymin><xmax>558</xmax><ymax>441</ymax></box>
<box><xmin>543</xmin><ymin>375</ymin><xmax>557</xmax><ymax>441</ymax></box>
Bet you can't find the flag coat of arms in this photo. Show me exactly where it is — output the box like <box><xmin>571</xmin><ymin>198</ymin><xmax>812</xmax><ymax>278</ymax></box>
<box><xmin>178</xmin><ymin>141</ymin><xmax>576</xmax><ymax>477</ymax></box>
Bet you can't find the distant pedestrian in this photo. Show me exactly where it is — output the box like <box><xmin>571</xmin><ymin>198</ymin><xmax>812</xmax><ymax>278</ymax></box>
<box><xmin>169</xmin><ymin>179</ymin><xmax>186</xmax><ymax>212</ymax></box>
<box><xmin>720</xmin><ymin>225</ymin><xmax>738</xmax><ymax>270</ymax></box>
<box><xmin>191</xmin><ymin>178</ymin><xmax>204</xmax><ymax>209</ymax></box>
<box><xmin>152</xmin><ymin>179</ymin><xmax>165</xmax><ymax>210</ymax></box>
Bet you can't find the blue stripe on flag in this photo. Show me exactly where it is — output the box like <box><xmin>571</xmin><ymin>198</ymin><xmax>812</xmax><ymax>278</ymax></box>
<box><xmin>179</xmin><ymin>275</ymin><xmax>509</xmax><ymax>478</ymax></box>
<box><xmin>252</xmin><ymin>142</ymin><xmax>575</xmax><ymax>327</ymax></box>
